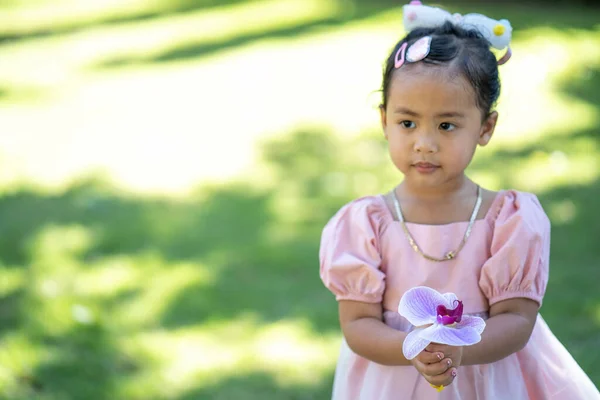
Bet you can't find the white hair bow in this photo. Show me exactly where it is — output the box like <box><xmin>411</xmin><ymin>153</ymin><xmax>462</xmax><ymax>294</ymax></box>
<box><xmin>402</xmin><ymin>1</ymin><xmax>512</xmax><ymax>64</ymax></box>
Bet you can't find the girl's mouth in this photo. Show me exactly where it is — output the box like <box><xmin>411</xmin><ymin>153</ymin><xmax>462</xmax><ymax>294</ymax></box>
<box><xmin>413</xmin><ymin>162</ymin><xmax>439</xmax><ymax>173</ymax></box>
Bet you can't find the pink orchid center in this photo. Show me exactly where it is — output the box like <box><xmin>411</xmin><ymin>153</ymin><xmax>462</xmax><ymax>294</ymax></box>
<box><xmin>436</xmin><ymin>300</ymin><xmax>463</xmax><ymax>326</ymax></box>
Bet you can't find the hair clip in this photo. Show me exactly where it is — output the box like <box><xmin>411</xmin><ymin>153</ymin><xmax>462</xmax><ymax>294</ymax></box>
<box><xmin>394</xmin><ymin>42</ymin><xmax>408</xmax><ymax>68</ymax></box>
<box><xmin>395</xmin><ymin>36</ymin><xmax>432</xmax><ymax>69</ymax></box>
<box><xmin>497</xmin><ymin>47</ymin><xmax>512</xmax><ymax>65</ymax></box>
<box><xmin>406</xmin><ymin>36</ymin><xmax>432</xmax><ymax>62</ymax></box>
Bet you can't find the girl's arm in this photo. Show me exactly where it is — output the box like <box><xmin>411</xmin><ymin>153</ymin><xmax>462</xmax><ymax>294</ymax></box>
<box><xmin>461</xmin><ymin>297</ymin><xmax>539</xmax><ymax>365</ymax></box>
<box><xmin>339</xmin><ymin>300</ymin><xmax>458</xmax><ymax>387</ymax></box>
<box><xmin>339</xmin><ymin>300</ymin><xmax>413</xmax><ymax>366</ymax></box>
<box><xmin>340</xmin><ymin>296</ymin><xmax>539</xmax><ymax>367</ymax></box>
<box><xmin>339</xmin><ymin>299</ymin><xmax>453</xmax><ymax>367</ymax></box>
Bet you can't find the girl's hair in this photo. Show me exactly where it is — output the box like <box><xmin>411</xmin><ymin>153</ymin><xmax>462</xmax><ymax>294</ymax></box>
<box><xmin>381</xmin><ymin>21</ymin><xmax>500</xmax><ymax>116</ymax></box>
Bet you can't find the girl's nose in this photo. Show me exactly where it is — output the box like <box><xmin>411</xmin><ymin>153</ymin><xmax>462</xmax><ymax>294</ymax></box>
<box><xmin>413</xmin><ymin>130</ymin><xmax>438</xmax><ymax>153</ymax></box>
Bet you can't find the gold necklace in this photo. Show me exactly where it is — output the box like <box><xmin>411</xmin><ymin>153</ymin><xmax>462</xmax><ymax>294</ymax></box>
<box><xmin>392</xmin><ymin>186</ymin><xmax>482</xmax><ymax>262</ymax></box>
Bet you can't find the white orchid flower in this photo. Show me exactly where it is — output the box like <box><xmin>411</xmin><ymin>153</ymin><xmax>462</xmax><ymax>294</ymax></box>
<box><xmin>398</xmin><ymin>286</ymin><xmax>486</xmax><ymax>360</ymax></box>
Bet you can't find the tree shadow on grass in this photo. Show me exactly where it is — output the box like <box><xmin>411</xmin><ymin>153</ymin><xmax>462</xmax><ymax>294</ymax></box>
<box><xmin>0</xmin><ymin>129</ymin><xmax>347</xmax><ymax>399</ymax></box>
<box><xmin>94</xmin><ymin>0</ymin><xmax>404</xmax><ymax>69</ymax></box>
<box><xmin>31</xmin><ymin>324</ymin><xmax>138</xmax><ymax>400</ymax></box>
<box><xmin>1</xmin><ymin>318</ymin><xmax>140</xmax><ymax>400</ymax></box>
<box><xmin>535</xmin><ymin>179</ymin><xmax>600</xmax><ymax>385</ymax></box>
<box><xmin>94</xmin><ymin>0</ymin><xmax>600</xmax><ymax>69</ymax></box>
<box><xmin>158</xmin><ymin>131</ymin><xmax>360</xmax><ymax>332</ymax></box>
<box><xmin>0</xmin><ymin>288</ymin><xmax>24</xmax><ymax>337</ymax></box>
<box><xmin>175</xmin><ymin>370</ymin><xmax>335</xmax><ymax>400</ymax></box>
<box><xmin>0</xmin><ymin>0</ymin><xmax>263</xmax><ymax>44</ymax></box>
<box><xmin>2</xmin><ymin>0</ymin><xmax>599</xmax><ymax>46</ymax></box>
<box><xmin>470</xmin><ymin>64</ymin><xmax>600</xmax><ymax>189</ymax></box>
<box><xmin>0</xmin><ymin>180</ymin><xmax>271</xmax><ymax>266</ymax></box>
<box><xmin>451</xmin><ymin>1</ymin><xmax>600</xmax><ymax>33</ymax></box>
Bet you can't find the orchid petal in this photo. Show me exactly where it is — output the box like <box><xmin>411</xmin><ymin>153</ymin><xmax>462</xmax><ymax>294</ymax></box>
<box><xmin>442</xmin><ymin>292</ymin><xmax>459</xmax><ymax>306</ymax></box>
<box><xmin>402</xmin><ymin>327</ymin><xmax>432</xmax><ymax>360</ymax></box>
<box><xmin>420</xmin><ymin>324</ymin><xmax>482</xmax><ymax>346</ymax></box>
<box><xmin>448</xmin><ymin>301</ymin><xmax>464</xmax><ymax>322</ymax></box>
<box><xmin>459</xmin><ymin>315</ymin><xmax>486</xmax><ymax>335</ymax></box>
<box><xmin>398</xmin><ymin>286</ymin><xmax>451</xmax><ymax>326</ymax></box>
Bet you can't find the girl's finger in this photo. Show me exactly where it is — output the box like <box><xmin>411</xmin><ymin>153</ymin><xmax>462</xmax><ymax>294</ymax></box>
<box><xmin>418</xmin><ymin>350</ymin><xmax>444</xmax><ymax>364</ymax></box>
<box><xmin>427</xmin><ymin>367</ymin><xmax>458</xmax><ymax>388</ymax></box>
<box><xmin>423</xmin><ymin>358</ymin><xmax>452</xmax><ymax>376</ymax></box>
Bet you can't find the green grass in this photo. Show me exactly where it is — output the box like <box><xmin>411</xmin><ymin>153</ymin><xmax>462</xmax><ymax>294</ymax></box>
<box><xmin>0</xmin><ymin>0</ymin><xmax>598</xmax><ymax>398</ymax></box>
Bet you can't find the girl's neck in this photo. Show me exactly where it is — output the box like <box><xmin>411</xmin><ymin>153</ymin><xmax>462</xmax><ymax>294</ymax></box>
<box><xmin>398</xmin><ymin>175</ymin><xmax>476</xmax><ymax>203</ymax></box>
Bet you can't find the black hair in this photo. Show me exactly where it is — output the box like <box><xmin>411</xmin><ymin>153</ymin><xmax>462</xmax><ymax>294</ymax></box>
<box><xmin>381</xmin><ymin>22</ymin><xmax>501</xmax><ymax>117</ymax></box>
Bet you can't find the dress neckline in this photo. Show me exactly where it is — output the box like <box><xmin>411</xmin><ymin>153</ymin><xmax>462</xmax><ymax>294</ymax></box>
<box><xmin>377</xmin><ymin>189</ymin><xmax>506</xmax><ymax>228</ymax></box>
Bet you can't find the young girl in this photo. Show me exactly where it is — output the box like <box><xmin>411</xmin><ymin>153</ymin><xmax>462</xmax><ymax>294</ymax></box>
<box><xmin>319</xmin><ymin>3</ymin><xmax>600</xmax><ymax>399</ymax></box>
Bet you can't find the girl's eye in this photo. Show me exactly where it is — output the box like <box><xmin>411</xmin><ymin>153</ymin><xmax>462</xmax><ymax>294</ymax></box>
<box><xmin>401</xmin><ymin>121</ymin><xmax>416</xmax><ymax>129</ymax></box>
<box><xmin>440</xmin><ymin>122</ymin><xmax>456</xmax><ymax>131</ymax></box>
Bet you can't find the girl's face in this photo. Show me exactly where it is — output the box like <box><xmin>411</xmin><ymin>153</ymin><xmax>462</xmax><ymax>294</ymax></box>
<box><xmin>380</xmin><ymin>65</ymin><xmax>498</xmax><ymax>190</ymax></box>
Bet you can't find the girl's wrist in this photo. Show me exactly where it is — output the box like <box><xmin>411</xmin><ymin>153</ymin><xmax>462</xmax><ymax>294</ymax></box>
<box><xmin>460</xmin><ymin>345</ymin><xmax>473</xmax><ymax>366</ymax></box>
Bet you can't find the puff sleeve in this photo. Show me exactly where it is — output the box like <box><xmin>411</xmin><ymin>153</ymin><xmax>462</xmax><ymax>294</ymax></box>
<box><xmin>319</xmin><ymin>197</ymin><xmax>386</xmax><ymax>303</ymax></box>
<box><xmin>479</xmin><ymin>191</ymin><xmax>551</xmax><ymax>307</ymax></box>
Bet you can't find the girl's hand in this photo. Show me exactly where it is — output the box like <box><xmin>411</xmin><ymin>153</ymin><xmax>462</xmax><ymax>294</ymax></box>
<box><xmin>425</xmin><ymin>343</ymin><xmax>464</xmax><ymax>368</ymax></box>
<box><xmin>410</xmin><ymin>348</ymin><xmax>457</xmax><ymax>388</ymax></box>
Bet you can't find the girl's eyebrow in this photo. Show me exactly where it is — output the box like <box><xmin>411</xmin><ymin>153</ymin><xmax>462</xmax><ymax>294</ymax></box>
<box><xmin>393</xmin><ymin>107</ymin><xmax>420</xmax><ymax>116</ymax></box>
<box><xmin>393</xmin><ymin>107</ymin><xmax>465</xmax><ymax>119</ymax></box>
<box><xmin>436</xmin><ymin>112</ymin><xmax>465</xmax><ymax>119</ymax></box>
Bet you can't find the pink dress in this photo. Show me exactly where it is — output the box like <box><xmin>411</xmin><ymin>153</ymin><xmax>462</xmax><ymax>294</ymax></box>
<box><xmin>319</xmin><ymin>190</ymin><xmax>599</xmax><ymax>399</ymax></box>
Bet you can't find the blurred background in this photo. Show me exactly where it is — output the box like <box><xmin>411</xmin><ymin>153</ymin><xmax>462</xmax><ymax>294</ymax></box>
<box><xmin>0</xmin><ymin>0</ymin><xmax>598</xmax><ymax>399</ymax></box>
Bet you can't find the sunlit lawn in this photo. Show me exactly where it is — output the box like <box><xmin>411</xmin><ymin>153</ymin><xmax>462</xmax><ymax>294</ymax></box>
<box><xmin>0</xmin><ymin>0</ymin><xmax>598</xmax><ymax>398</ymax></box>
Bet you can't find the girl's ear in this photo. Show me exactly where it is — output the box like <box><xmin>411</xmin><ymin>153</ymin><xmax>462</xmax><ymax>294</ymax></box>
<box><xmin>479</xmin><ymin>111</ymin><xmax>498</xmax><ymax>146</ymax></box>
<box><xmin>379</xmin><ymin>105</ymin><xmax>389</xmax><ymax>140</ymax></box>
